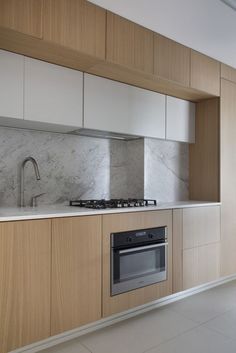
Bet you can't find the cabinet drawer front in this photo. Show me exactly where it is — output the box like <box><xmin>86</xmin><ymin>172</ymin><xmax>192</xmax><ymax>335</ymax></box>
<box><xmin>84</xmin><ymin>73</ymin><xmax>165</xmax><ymax>139</ymax></box>
<box><xmin>183</xmin><ymin>206</ymin><xmax>220</xmax><ymax>249</ymax></box>
<box><xmin>183</xmin><ymin>242</ymin><xmax>220</xmax><ymax>290</ymax></box>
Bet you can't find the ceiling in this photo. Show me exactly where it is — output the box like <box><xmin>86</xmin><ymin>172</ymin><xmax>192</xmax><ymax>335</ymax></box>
<box><xmin>90</xmin><ymin>0</ymin><xmax>236</xmax><ymax>68</ymax></box>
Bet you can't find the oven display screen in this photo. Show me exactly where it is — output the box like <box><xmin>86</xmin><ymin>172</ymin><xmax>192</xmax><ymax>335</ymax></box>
<box><xmin>135</xmin><ymin>231</ymin><xmax>146</xmax><ymax>237</ymax></box>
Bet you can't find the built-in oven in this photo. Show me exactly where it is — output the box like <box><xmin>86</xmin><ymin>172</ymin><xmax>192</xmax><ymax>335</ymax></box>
<box><xmin>111</xmin><ymin>226</ymin><xmax>168</xmax><ymax>296</ymax></box>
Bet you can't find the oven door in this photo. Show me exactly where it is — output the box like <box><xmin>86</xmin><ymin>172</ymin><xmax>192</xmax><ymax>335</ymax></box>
<box><xmin>111</xmin><ymin>242</ymin><xmax>168</xmax><ymax>296</ymax></box>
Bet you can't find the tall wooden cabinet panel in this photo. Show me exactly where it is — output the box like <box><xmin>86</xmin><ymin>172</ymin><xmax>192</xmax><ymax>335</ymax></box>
<box><xmin>43</xmin><ymin>0</ymin><xmax>106</xmax><ymax>59</ymax></box>
<box><xmin>0</xmin><ymin>220</ymin><xmax>51</xmax><ymax>353</ymax></box>
<box><xmin>0</xmin><ymin>0</ymin><xmax>43</xmax><ymax>38</ymax></box>
<box><xmin>102</xmin><ymin>210</ymin><xmax>172</xmax><ymax>317</ymax></box>
<box><xmin>51</xmin><ymin>216</ymin><xmax>102</xmax><ymax>335</ymax></box>
<box><xmin>154</xmin><ymin>34</ymin><xmax>190</xmax><ymax>86</ymax></box>
<box><xmin>190</xmin><ymin>50</ymin><xmax>220</xmax><ymax>95</ymax></box>
<box><xmin>220</xmin><ymin>79</ymin><xmax>236</xmax><ymax>276</ymax></box>
<box><xmin>106</xmin><ymin>12</ymin><xmax>153</xmax><ymax>74</ymax></box>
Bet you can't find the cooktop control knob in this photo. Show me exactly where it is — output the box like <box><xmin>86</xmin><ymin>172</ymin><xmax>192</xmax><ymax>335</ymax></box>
<box><xmin>148</xmin><ymin>233</ymin><xmax>154</xmax><ymax>239</ymax></box>
<box><xmin>127</xmin><ymin>237</ymin><xmax>133</xmax><ymax>242</ymax></box>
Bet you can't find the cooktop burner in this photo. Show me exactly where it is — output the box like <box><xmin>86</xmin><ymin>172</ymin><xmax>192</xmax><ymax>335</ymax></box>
<box><xmin>69</xmin><ymin>199</ymin><xmax>157</xmax><ymax>209</ymax></box>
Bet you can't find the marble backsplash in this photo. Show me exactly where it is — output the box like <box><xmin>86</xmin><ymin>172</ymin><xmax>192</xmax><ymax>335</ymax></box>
<box><xmin>0</xmin><ymin>127</ymin><xmax>188</xmax><ymax>207</ymax></box>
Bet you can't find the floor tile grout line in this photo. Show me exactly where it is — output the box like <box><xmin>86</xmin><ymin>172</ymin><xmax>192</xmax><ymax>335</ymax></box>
<box><xmin>78</xmin><ymin>340</ymin><xmax>93</xmax><ymax>353</ymax></box>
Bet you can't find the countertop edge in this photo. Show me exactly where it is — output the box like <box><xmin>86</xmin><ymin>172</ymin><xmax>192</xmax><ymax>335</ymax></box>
<box><xmin>0</xmin><ymin>202</ymin><xmax>221</xmax><ymax>222</ymax></box>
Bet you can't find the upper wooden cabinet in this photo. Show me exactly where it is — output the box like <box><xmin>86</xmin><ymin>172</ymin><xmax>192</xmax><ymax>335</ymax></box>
<box><xmin>0</xmin><ymin>0</ymin><xmax>43</xmax><ymax>38</ymax></box>
<box><xmin>43</xmin><ymin>0</ymin><xmax>106</xmax><ymax>59</ymax></box>
<box><xmin>106</xmin><ymin>12</ymin><xmax>154</xmax><ymax>74</ymax></box>
<box><xmin>51</xmin><ymin>216</ymin><xmax>102</xmax><ymax>335</ymax></box>
<box><xmin>154</xmin><ymin>34</ymin><xmax>190</xmax><ymax>86</ymax></box>
<box><xmin>0</xmin><ymin>219</ymin><xmax>51</xmax><ymax>353</ymax></box>
<box><xmin>221</xmin><ymin>63</ymin><xmax>236</xmax><ymax>84</ymax></box>
<box><xmin>190</xmin><ymin>50</ymin><xmax>220</xmax><ymax>95</ymax></box>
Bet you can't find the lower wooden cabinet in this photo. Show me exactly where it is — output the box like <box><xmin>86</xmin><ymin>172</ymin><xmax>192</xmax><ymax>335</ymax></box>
<box><xmin>173</xmin><ymin>206</ymin><xmax>221</xmax><ymax>292</ymax></box>
<box><xmin>51</xmin><ymin>216</ymin><xmax>102</xmax><ymax>335</ymax></box>
<box><xmin>0</xmin><ymin>219</ymin><xmax>51</xmax><ymax>353</ymax></box>
<box><xmin>102</xmin><ymin>210</ymin><xmax>172</xmax><ymax>317</ymax></box>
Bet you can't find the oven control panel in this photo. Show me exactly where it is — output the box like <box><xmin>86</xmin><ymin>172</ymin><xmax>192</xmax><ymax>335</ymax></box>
<box><xmin>111</xmin><ymin>226</ymin><xmax>167</xmax><ymax>248</ymax></box>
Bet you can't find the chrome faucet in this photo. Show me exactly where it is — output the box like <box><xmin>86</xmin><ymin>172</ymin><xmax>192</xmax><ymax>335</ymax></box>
<box><xmin>20</xmin><ymin>157</ymin><xmax>41</xmax><ymax>207</ymax></box>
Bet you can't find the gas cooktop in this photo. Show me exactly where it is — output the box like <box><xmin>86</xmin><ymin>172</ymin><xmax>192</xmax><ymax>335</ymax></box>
<box><xmin>69</xmin><ymin>199</ymin><xmax>157</xmax><ymax>209</ymax></box>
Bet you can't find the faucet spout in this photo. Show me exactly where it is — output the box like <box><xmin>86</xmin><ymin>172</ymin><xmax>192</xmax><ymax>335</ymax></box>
<box><xmin>20</xmin><ymin>157</ymin><xmax>41</xmax><ymax>207</ymax></box>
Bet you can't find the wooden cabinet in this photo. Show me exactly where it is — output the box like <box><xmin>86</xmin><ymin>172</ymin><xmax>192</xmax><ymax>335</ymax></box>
<box><xmin>43</xmin><ymin>0</ymin><xmax>106</xmax><ymax>59</ymax></box>
<box><xmin>84</xmin><ymin>73</ymin><xmax>166</xmax><ymax>139</ymax></box>
<box><xmin>190</xmin><ymin>50</ymin><xmax>220</xmax><ymax>95</ymax></box>
<box><xmin>0</xmin><ymin>49</ymin><xmax>24</xmax><ymax>121</ymax></box>
<box><xmin>166</xmin><ymin>96</ymin><xmax>195</xmax><ymax>143</ymax></box>
<box><xmin>189</xmin><ymin>98</ymin><xmax>220</xmax><ymax>202</ymax></box>
<box><xmin>51</xmin><ymin>216</ymin><xmax>102</xmax><ymax>335</ymax></box>
<box><xmin>106</xmin><ymin>12</ymin><xmax>153</xmax><ymax>74</ymax></box>
<box><xmin>221</xmin><ymin>63</ymin><xmax>236</xmax><ymax>84</ymax></box>
<box><xmin>0</xmin><ymin>0</ymin><xmax>43</xmax><ymax>38</ymax></box>
<box><xmin>0</xmin><ymin>219</ymin><xmax>51</xmax><ymax>353</ymax></box>
<box><xmin>173</xmin><ymin>206</ymin><xmax>221</xmax><ymax>292</ymax></box>
<box><xmin>102</xmin><ymin>210</ymin><xmax>172</xmax><ymax>317</ymax></box>
<box><xmin>220</xmin><ymin>79</ymin><xmax>236</xmax><ymax>276</ymax></box>
<box><xmin>24</xmin><ymin>57</ymin><xmax>83</xmax><ymax>131</ymax></box>
<box><xmin>154</xmin><ymin>34</ymin><xmax>190</xmax><ymax>86</ymax></box>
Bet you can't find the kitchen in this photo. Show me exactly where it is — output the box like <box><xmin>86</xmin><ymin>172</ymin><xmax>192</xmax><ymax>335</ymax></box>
<box><xmin>0</xmin><ymin>1</ymin><xmax>235</xmax><ymax>353</ymax></box>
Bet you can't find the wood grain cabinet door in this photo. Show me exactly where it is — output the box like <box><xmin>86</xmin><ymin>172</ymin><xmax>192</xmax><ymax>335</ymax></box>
<box><xmin>43</xmin><ymin>0</ymin><xmax>106</xmax><ymax>59</ymax></box>
<box><xmin>106</xmin><ymin>12</ymin><xmax>154</xmax><ymax>74</ymax></box>
<box><xmin>0</xmin><ymin>220</ymin><xmax>51</xmax><ymax>353</ymax></box>
<box><xmin>154</xmin><ymin>34</ymin><xmax>190</xmax><ymax>87</ymax></box>
<box><xmin>190</xmin><ymin>50</ymin><xmax>220</xmax><ymax>95</ymax></box>
<box><xmin>0</xmin><ymin>0</ymin><xmax>43</xmax><ymax>38</ymax></box>
<box><xmin>220</xmin><ymin>79</ymin><xmax>236</xmax><ymax>276</ymax></box>
<box><xmin>51</xmin><ymin>216</ymin><xmax>102</xmax><ymax>335</ymax></box>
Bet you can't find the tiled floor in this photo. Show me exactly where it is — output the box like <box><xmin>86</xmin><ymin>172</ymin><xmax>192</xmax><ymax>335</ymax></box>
<box><xmin>40</xmin><ymin>280</ymin><xmax>236</xmax><ymax>353</ymax></box>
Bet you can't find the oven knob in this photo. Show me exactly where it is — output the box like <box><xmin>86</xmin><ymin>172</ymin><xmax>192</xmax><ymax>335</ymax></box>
<box><xmin>127</xmin><ymin>237</ymin><xmax>133</xmax><ymax>242</ymax></box>
<box><xmin>148</xmin><ymin>233</ymin><xmax>154</xmax><ymax>239</ymax></box>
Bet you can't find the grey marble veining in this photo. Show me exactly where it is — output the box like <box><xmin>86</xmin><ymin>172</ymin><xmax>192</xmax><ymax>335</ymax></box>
<box><xmin>144</xmin><ymin>138</ymin><xmax>189</xmax><ymax>202</ymax></box>
<box><xmin>0</xmin><ymin>127</ymin><xmax>189</xmax><ymax>207</ymax></box>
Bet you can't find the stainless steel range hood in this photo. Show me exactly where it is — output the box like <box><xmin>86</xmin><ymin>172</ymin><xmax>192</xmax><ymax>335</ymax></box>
<box><xmin>69</xmin><ymin>128</ymin><xmax>141</xmax><ymax>141</ymax></box>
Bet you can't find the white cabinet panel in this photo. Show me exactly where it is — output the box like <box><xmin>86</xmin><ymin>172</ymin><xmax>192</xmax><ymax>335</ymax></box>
<box><xmin>0</xmin><ymin>50</ymin><xmax>24</xmax><ymax>120</ymax></box>
<box><xmin>84</xmin><ymin>74</ymin><xmax>166</xmax><ymax>139</ymax></box>
<box><xmin>166</xmin><ymin>96</ymin><xmax>195</xmax><ymax>143</ymax></box>
<box><xmin>24</xmin><ymin>58</ymin><xmax>83</xmax><ymax>129</ymax></box>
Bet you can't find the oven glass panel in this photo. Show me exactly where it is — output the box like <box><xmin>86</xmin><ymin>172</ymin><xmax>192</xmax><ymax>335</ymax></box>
<box><xmin>115</xmin><ymin>246</ymin><xmax>165</xmax><ymax>284</ymax></box>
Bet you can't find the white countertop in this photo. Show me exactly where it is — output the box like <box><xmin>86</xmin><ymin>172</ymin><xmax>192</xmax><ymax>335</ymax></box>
<box><xmin>0</xmin><ymin>201</ymin><xmax>221</xmax><ymax>222</ymax></box>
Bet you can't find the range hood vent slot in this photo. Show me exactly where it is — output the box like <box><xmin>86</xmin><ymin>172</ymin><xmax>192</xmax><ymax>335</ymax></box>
<box><xmin>69</xmin><ymin>128</ymin><xmax>141</xmax><ymax>141</ymax></box>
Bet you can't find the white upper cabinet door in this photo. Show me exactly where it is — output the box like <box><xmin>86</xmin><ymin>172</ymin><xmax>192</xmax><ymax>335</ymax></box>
<box><xmin>24</xmin><ymin>58</ymin><xmax>83</xmax><ymax>129</ymax></box>
<box><xmin>166</xmin><ymin>96</ymin><xmax>195</xmax><ymax>143</ymax></box>
<box><xmin>0</xmin><ymin>50</ymin><xmax>24</xmax><ymax>120</ymax></box>
<box><xmin>84</xmin><ymin>74</ymin><xmax>166</xmax><ymax>139</ymax></box>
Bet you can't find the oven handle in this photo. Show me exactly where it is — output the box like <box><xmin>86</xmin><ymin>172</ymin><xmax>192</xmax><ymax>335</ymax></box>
<box><xmin>118</xmin><ymin>242</ymin><xmax>168</xmax><ymax>254</ymax></box>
